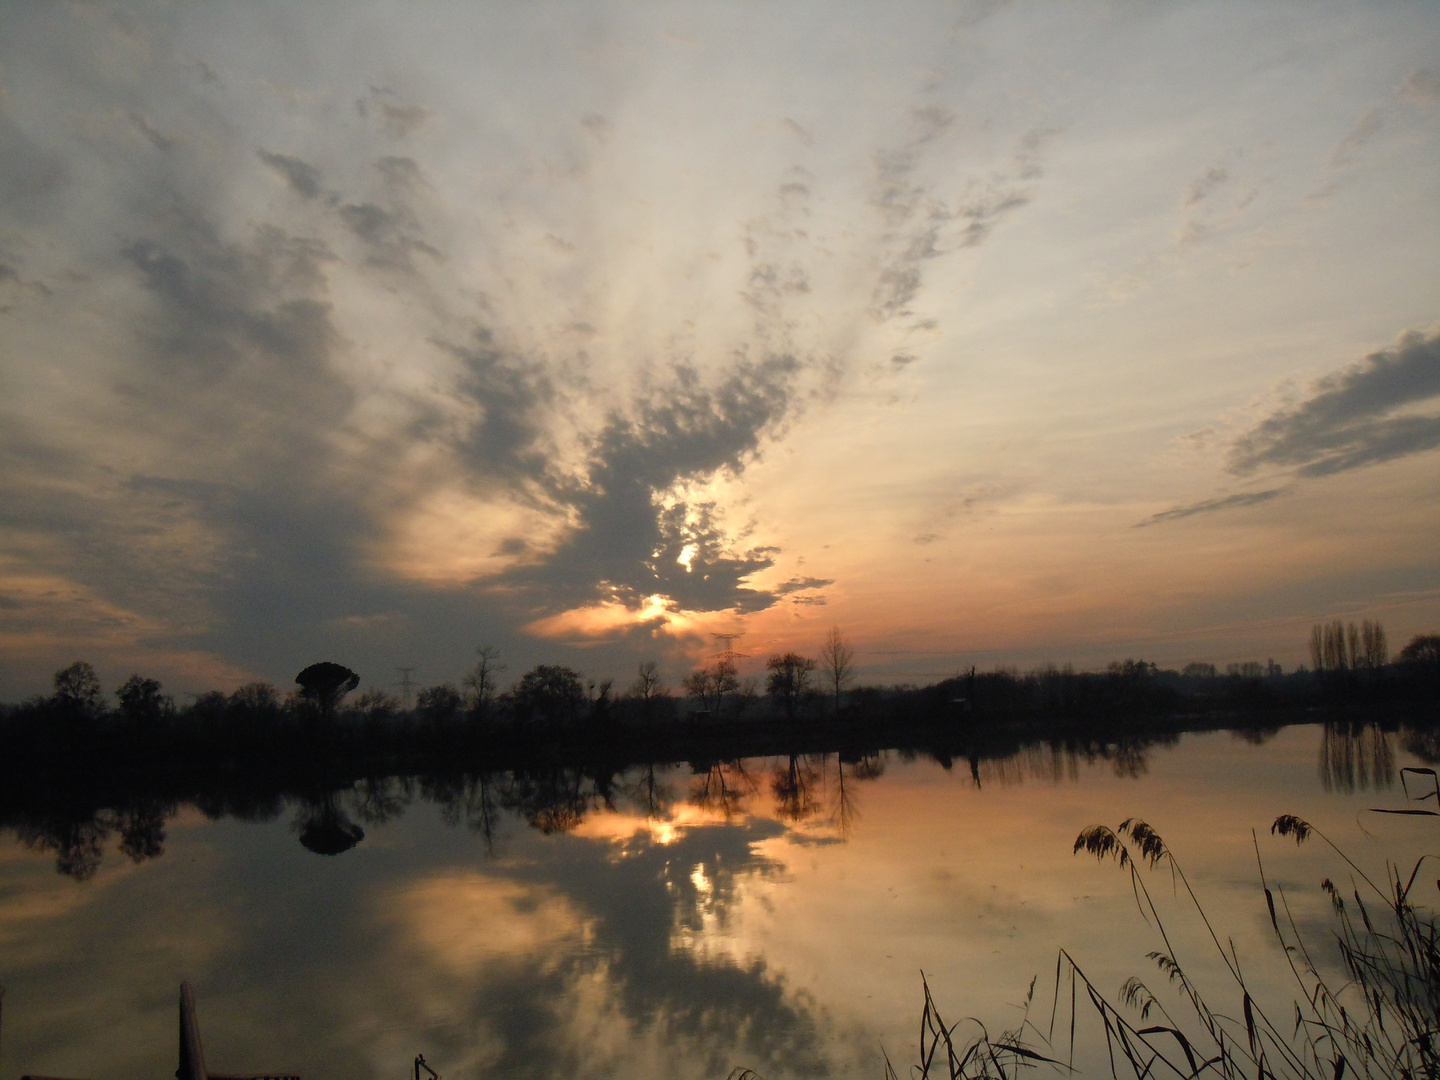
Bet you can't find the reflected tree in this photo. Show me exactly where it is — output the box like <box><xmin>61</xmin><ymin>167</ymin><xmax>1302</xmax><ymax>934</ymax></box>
<box><xmin>1320</xmin><ymin>722</ymin><xmax>1395</xmax><ymax>793</ymax></box>
<box><xmin>351</xmin><ymin>775</ymin><xmax>413</xmax><ymax>826</ymax></box>
<box><xmin>115</xmin><ymin>801</ymin><xmax>169</xmax><ymax>862</ymax></box>
<box><xmin>625</xmin><ymin>763</ymin><xmax>674</xmax><ymax>821</ymax></box>
<box><xmin>504</xmin><ymin>767</ymin><xmax>594</xmax><ymax>834</ymax></box>
<box><xmin>771</xmin><ymin>754</ymin><xmax>820</xmax><ymax>823</ymax></box>
<box><xmin>690</xmin><ymin>761</ymin><xmax>756</xmax><ymax>820</ymax></box>
<box><xmin>294</xmin><ymin>792</ymin><xmax>365</xmax><ymax>855</ymax></box>
<box><xmin>17</xmin><ymin>813</ymin><xmax>110</xmax><ymax>880</ymax></box>
<box><xmin>827</xmin><ymin>755</ymin><xmax>860</xmax><ymax>837</ymax></box>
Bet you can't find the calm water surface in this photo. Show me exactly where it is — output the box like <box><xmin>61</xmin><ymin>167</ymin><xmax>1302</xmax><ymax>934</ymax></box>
<box><xmin>0</xmin><ymin>723</ymin><xmax>1432</xmax><ymax>1080</ymax></box>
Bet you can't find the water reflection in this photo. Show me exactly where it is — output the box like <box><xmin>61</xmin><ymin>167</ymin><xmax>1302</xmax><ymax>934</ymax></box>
<box><xmin>14</xmin><ymin>797</ymin><xmax>171</xmax><ymax>880</ymax></box>
<box><xmin>690</xmin><ymin>760</ymin><xmax>759</xmax><ymax>821</ymax></box>
<box><xmin>295</xmin><ymin>792</ymin><xmax>366</xmax><ymax>856</ymax></box>
<box><xmin>1319</xmin><ymin>721</ymin><xmax>1396</xmax><ymax>792</ymax></box>
<box><xmin>0</xmin><ymin>721</ymin><xmax>1430</xmax><ymax>1080</ymax></box>
<box><xmin>0</xmin><ymin>728</ymin><xmax>1330</xmax><ymax>879</ymax></box>
<box><xmin>771</xmin><ymin>755</ymin><xmax>822</xmax><ymax>824</ymax></box>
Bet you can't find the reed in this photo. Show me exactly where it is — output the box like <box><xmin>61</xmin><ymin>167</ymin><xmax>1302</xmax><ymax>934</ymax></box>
<box><xmin>1050</xmin><ymin>816</ymin><xmax>1437</xmax><ymax>1079</ymax></box>
<box><xmin>731</xmin><ymin>813</ymin><xmax>1440</xmax><ymax>1080</ymax></box>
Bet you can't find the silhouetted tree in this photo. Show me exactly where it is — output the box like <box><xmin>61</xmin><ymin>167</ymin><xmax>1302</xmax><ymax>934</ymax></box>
<box><xmin>229</xmin><ymin>682</ymin><xmax>280</xmax><ymax>712</ymax></box>
<box><xmin>685</xmin><ymin>657</ymin><xmax>738</xmax><ymax>716</ymax></box>
<box><xmin>52</xmin><ymin>661</ymin><xmax>103</xmax><ymax>716</ymax></box>
<box><xmin>417</xmin><ymin>683</ymin><xmax>463</xmax><ymax>726</ymax></box>
<box><xmin>588</xmin><ymin>677</ymin><xmax>615</xmax><ymax>724</ymax></box>
<box><xmin>1309</xmin><ymin>624</ymin><xmax>1326</xmax><ymax>672</ymax></box>
<box><xmin>1359</xmin><ymin>619</ymin><xmax>1388</xmax><ymax>668</ymax></box>
<box><xmin>766</xmin><ymin>652</ymin><xmax>816</xmax><ymax>721</ymax></box>
<box><xmin>295</xmin><ymin>662</ymin><xmax>359</xmax><ymax>718</ymax></box>
<box><xmin>629</xmin><ymin>660</ymin><xmax>667</xmax><ymax>723</ymax></box>
<box><xmin>1399</xmin><ymin>633</ymin><xmax>1440</xmax><ymax>668</ymax></box>
<box><xmin>820</xmin><ymin>626</ymin><xmax>855</xmax><ymax>715</ymax></box>
<box><xmin>510</xmin><ymin>664</ymin><xmax>586</xmax><ymax>727</ymax></box>
<box><xmin>116</xmin><ymin>674</ymin><xmax>169</xmax><ymax>723</ymax></box>
<box><xmin>1310</xmin><ymin>619</ymin><xmax>1387</xmax><ymax>675</ymax></box>
<box><xmin>464</xmin><ymin>644</ymin><xmax>505</xmax><ymax>721</ymax></box>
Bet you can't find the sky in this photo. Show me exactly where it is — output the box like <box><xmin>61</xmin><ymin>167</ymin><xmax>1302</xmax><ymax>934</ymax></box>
<box><xmin>0</xmin><ymin>1</ymin><xmax>1437</xmax><ymax>700</ymax></box>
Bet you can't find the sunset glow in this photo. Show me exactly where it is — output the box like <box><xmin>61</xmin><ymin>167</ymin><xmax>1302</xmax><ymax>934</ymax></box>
<box><xmin>0</xmin><ymin>2</ymin><xmax>1436</xmax><ymax>696</ymax></box>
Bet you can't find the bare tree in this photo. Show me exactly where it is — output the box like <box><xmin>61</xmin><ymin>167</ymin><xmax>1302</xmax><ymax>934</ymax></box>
<box><xmin>53</xmin><ymin>661</ymin><xmax>103</xmax><ymax>716</ymax></box>
<box><xmin>629</xmin><ymin>660</ymin><xmax>666</xmax><ymax>723</ymax></box>
<box><xmin>1311</xmin><ymin>619</ymin><xmax>1388</xmax><ymax>673</ymax></box>
<box><xmin>464</xmin><ymin>645</ymin><xmax>505</xmax><ymax>719</ymax></box>
<box><xmin>766</xmin><ymin>652</ymin><xmax>816</xmax><ymax>721</ymax></box>
<box><xmin>819</xmin><ymin>626</ymin><xmax>855</xmax><ymax>715</ymax></box>
<box><xmin>631</xmin><ymin>660</ymin><xmax>664</xmax><ymax>700</ymax></box>
<box><xmin>1360</xmin><ymin>619</ymin><xmax>1388</xmax><ymax>668</ymax></box>
<box><xmin>685</xmin><ymin>658</ymin><xmax>737</xmax><ymax>716</ymax></box>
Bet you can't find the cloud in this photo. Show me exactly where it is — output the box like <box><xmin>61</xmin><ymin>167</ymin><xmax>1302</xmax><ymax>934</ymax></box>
<box><xmin>1331</xmin><ymin>106</ymin><xmax>1384</xmax><ymax>168</ymax></box>
<box><xmin>869</xmin><ymin>119</ymin><xmax>1043</xmax><ymax>324</ymax></box>
<box><xmin>127</xmin><ymin>111</ymin><xmax>174</xmax><ymax>153</ymax></box>
<box><xmin>337</xmin><ymin>199</ymin><xmax>441</xmax><ymax>271</ymax></box>
<box><xmin>1397</xmin><ymin>68</ymin><xmax>1440</xmax><ymax>106</ymax></box>
<box><xmin>1136</xmin><ymin>488</ymin><xmax>1289</xmax><ymax>527</ymax></box>
<box><xmin>1229</xmin><ymin>328</ymin><xmax>1440</xmax><ymax>478</ymax></box>
<box><xmin>774</xmin><ymin>576</ymin><xmax>833</xmax><ymax>603</ymax></box>
<box><xmin>258</xmin><ymin>149</ymin><xmax>324</xmax><ymax>200</ymax></box>
<box><xmin>0</xmin><ymin>104</ymin><xmax>64</xmax><ymax>210</ymax></box>
<box><xmin>356</xmin><ymin>87</ymin><xmax>434</xmax><ymax>138</ymax></box>
<box><xmin>1184</xmin><ymin>165</ymin><xmax>1229</xmax><ymax>207</ymax></box>
<box><xmin>499</xmin><ymin>355</ymin><xmax>803</xmax><ymax>615</ymax></box>
<box><xmin>444</xmin><ymin>326</ymin><xmax>560</xmax><ymax>486</ymax></box>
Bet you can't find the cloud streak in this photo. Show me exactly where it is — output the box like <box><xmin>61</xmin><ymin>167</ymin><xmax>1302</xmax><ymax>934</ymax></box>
<box><xmin>1229</xmin><ymin>329</ymin><xmax>1440</xmax><ymax>478</ymax></box>
<box><xmin>1136</xmin><ymin>488</ymin><xmax>1289</xmax><ymax>527</ymax></box>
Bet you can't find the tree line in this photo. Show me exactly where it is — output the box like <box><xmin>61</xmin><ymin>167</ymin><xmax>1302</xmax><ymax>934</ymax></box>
<box><xmin>7</xmin><ymin>622</ymin><xmax>1439</xmax><ymax>765</ymax></box>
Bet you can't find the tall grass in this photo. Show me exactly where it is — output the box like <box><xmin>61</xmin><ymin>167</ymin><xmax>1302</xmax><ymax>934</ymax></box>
<box><xmin>1058</xmin><ymin>815</ymin><xmax>1440</xmax><ymax>1079</ymax></box>
<box><xmin>885</xmin><ymin>816</ymin><xmax>1439</xmax><ymax>1079</ymax></box>
<box><xmin>730</xmin><ymin>812</ymin><xmax>1439</xmax><ymax>1080</ymax></box>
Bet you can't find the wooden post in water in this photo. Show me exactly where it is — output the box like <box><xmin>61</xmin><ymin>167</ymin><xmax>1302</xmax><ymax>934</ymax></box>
<box><xmin>179</xmin><ymin>982</ymin><xmax>208</xmax><ymax>1080</ymax></box>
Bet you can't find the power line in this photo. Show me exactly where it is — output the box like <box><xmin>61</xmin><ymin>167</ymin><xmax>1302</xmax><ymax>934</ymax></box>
<box><xmin>395</xmin><ymin>666</ymin><xmax>418</xmax><ymax>710</ymax></box>
<box><xmin>712</xmin><ymin>632</ymin><xmax>747</xmax><ymax>666</ymax></box>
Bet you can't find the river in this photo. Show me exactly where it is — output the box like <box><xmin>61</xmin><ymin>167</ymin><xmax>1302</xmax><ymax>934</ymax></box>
<box><xmin>0</xmin><ymin>721</ymin><xmax>1432</xmax><ymax>1079</ymax></box>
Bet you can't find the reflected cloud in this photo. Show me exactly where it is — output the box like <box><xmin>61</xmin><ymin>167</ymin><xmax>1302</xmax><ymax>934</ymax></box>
<box><xmin>386</xmin><ymin>872</ymin><xmax>589</xmax><ymax>967</ymax></box>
